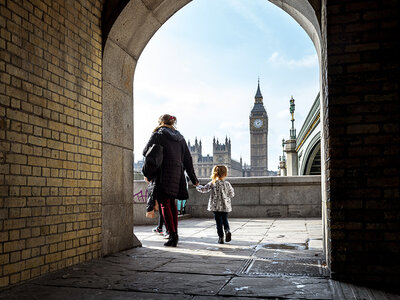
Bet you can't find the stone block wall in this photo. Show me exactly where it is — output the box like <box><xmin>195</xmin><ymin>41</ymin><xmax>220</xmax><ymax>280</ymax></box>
<box><xmin>324</xmin><ymin>0</ymin><xmax>400</xmax><ymax>288</ymax></box>
<box><xmin>133</xmin><ymin>177</ymin><xmax>321</xmax><ymax>224</ymax></box>
<box><xmin>0</xmin><ymin>0</ymin><xmax>102</xmax><ymax>287</ymax></box>
<box><xmin>187</xmin><ymin>176</ymin><xmax>322</xmax><ymax>218</ymax></box>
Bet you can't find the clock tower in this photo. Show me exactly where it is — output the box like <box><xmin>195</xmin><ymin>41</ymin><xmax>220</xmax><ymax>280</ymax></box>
<box><xmin>250</xmin><ymin>80</ymin><xmax>268</xmax><ymax>176</ymax></box>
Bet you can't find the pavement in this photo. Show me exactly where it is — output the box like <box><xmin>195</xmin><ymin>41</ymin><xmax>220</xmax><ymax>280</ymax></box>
<box><xmin>1</xmin><ymin>218</ymin><xmax>399</xmax><ymax>299</ymax></box>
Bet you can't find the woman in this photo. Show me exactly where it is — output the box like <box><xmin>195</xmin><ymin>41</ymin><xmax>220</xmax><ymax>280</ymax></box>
<box><xmin>143</xmin><ymin>114</ymin><xmax>198</xmax><ymax>247</ymax></box>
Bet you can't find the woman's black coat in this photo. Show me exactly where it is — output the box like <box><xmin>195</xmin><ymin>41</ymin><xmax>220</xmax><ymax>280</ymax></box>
<box><xmin>142</xmin><ymin>127</ymin><xmax>198</xmax><ymax>203</ymax></box>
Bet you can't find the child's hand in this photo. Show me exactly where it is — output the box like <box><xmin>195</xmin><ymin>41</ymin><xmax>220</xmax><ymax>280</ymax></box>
<box><xmin>196</xmin><ymin>183</ymin><xmax>211</xmax><ymax>193</ymax></box>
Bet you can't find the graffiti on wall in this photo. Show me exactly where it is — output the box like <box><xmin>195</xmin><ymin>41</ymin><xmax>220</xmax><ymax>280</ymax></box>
<box><xmin>133</xmin><ymin>189</ymin><xmax>147</xmax><ymax>203</ymax></box>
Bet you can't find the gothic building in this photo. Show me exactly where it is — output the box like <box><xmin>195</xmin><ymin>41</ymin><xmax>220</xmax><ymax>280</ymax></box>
<box><xmin>188</xmin><ymin>137</ymin><xmax>243</xmax><ymax>178</ymax></box>
<box><xmin>249</xmin><ymin>80</ymin><xmax>269</xmax><ymax>176</ymax></box>
<box><xmin>189</xmin><ymin>80</ymin><xmax>275</xmax><ymax>178</ymax></box>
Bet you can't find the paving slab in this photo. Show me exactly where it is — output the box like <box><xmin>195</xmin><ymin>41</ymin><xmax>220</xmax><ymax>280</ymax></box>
<box><xmin>36</xmin><ymin>268</ymin><xmax>230</xmax><ymax>296</ymax></box>
<box><xmin>219</xmin><ymin>276</ymin><xmax>332</xmax><ymax>299</ymax></box>
<box><xmin>0</xmin><ymin>284</ymin><xmax>192</xmax><ymax>300</ymax></box>
<box><xmin>247</xmin><ymin>258</ymin><xmax>322</xmax><ymax>277</ymax></box>
<box><xmin>1</xmin><ymin>218</ymin><xmax>399</xmax><ymax>299</ymax></box>
<box><xmin>154</xmin><ymin>257</ymin><xmax>244</xmax><ymax>275</ymax></box>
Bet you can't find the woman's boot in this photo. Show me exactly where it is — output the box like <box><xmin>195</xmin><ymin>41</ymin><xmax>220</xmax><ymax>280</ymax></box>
<box><xmin>164</xmin><ymin>232</ymin><xmax>178</xmax><ymax>247</ymax></box>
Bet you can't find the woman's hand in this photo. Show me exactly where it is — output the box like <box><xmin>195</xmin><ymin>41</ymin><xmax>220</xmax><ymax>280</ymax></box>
<box><xmin>144</xmin><ymin>177</ymin><xmax>149</xmax><ymax>183</ymax></box>
<box><xmin>146</xmin><ymin>210</ymin><xmax>155</xmax><ymax>218</ymax></box>
<box><xmin>154</xmin><ymin>200</ymin><xmax>159</xmax><ymax>211</ymax></box>
<box><xmin>194</xmin><ymin>182</ymin><xmax>199</xmax><ymax>187</ymax></box>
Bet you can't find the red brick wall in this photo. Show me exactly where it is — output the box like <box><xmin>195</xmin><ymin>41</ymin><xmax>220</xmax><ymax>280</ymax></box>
<box><xmin>325</xmin><ymin>0</ymin><xmax>400</xmax><ymax>288</ymax></box>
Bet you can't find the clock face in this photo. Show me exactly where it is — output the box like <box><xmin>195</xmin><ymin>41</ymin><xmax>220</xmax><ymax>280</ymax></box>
<box><xmin>253</xmin><ymin>119</ymin><xmax>263</xmax><ymax>128</ymax></box>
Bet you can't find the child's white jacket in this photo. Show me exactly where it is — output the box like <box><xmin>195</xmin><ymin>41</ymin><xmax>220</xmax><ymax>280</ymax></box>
<box><xmin>196</xmin><ymin>180</ymin><xmax>235</xmax><ymax>212</ymax></box>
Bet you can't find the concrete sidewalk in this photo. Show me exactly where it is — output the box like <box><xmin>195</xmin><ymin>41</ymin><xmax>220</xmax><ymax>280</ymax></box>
<box><xmin>0</xmin><ymin>218</ymin><xmax>398</xmax><ymax>299</ymax></box>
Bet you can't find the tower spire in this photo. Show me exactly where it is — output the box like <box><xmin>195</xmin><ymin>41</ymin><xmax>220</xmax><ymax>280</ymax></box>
<box><xmin>255</xmin><ymin>78</ymin><xmax>263</xmax><ymax>101</ymax></box>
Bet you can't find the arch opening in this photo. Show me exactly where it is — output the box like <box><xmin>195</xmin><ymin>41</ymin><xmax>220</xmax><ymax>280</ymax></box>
<box><xmin>303</xmin><ymin>141</ymin><xmax>321</xmax><ymax>175</ymax></box>
<box><xmin>101</xmin><ymin>0</ymin><xmax>327</xmax><ymax>267</ymax></box>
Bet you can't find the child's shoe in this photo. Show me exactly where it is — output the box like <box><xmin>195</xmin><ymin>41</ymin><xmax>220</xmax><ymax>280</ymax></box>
<box><xmin>152</xmin><ymin>227</ymin><xmax>163</xmax><ymax>235</ymax></box>
<box><xmin>225</xmin><ymin>231</ymin><xmax>231</xmax><ymax>242</ymax></box>
<box><xmin>218</xmin><ymin>237</ymin><xmax>224</xmax><ymax>244</ymax></box>
<box><xmin>163</xmin><ymin>231</ymin><xmax>170</xmax><ymax>239</ymax></box>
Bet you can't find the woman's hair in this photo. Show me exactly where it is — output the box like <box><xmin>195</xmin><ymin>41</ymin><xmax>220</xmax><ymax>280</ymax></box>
<box><xmin>153</xmin><ymin>114</ymin><xmax>177</xmax><ymax>132</ymax></box>
<box><xmin>211</xmin><ymin>165</ymin><xmax>228</xmax><ymax>183</ymax></box>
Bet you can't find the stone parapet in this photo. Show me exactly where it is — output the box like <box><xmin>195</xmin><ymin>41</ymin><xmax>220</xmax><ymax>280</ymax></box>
<box><xmin>189</xmin><ymin>176</ymin><xmax>321</xmax><ymax>218</ymax></box>
<box><xmin>133</xmin><ymin>176</ymin><xmax>321</xmax><ymax>224</ymax></box>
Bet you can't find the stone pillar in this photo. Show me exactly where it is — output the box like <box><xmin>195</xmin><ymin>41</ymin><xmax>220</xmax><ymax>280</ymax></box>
<box><xmin>279</xmin><ymin>160</ymin><xmax>287</xmax><ymax>176</ymax></box>
<box><xmin>284</xmin><ymin>139</ymin><xmax>298</xmax><ymax>176</ymax></box>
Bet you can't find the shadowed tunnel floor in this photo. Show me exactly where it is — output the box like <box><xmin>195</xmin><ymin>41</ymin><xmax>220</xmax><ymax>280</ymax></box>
<box><xmin>0</xmin><ymin>218</ymin><xmax>399</xmax><ymax>299</ymax></box>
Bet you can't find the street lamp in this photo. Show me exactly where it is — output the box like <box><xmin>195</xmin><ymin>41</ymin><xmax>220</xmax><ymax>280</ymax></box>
<box><xmin>289</xmin><ymin>96</ymin><xmax>296</xmax><ymax>139</ymax></box>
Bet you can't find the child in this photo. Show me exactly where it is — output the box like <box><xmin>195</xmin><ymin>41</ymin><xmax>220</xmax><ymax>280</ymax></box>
<box><xmin>196</xmin><ymin>165</ymin><xmax>235</xmax><ymax>244</ymax></box>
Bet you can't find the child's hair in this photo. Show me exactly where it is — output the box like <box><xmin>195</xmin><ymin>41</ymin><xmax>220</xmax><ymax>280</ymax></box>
<box><xmin>211</xmin><ymin>165</ymin><xmax>228</xmax><ymax>183</ymax></box>
<box><xmin>153</xmin><ymin>114</ymin><xmax>177</xmax><ymax>132</ymax></box>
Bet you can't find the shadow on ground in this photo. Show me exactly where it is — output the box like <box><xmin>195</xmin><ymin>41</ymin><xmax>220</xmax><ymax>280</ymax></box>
<box><xmin>0</xmin><ymin>218</ymin><xmax>398</xmax><ymax>299</ymax></box>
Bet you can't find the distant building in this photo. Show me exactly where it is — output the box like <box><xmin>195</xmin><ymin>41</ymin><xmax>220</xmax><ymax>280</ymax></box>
<box><xmin>136</xmin><ymin>80</ymin><xmax>278</xmax><ymax>177</ymax></box>
<box><xmin>134</xmin><ymin>159</ymin><xmax>144</xmax><ymax>173</ymax></box>
<box><xmin>188</xmin><ymin>137</ymin><xmax>244</xmax><ymax>178</ymax></box>
<box><xmin>133</xmin><ymin>159</ymin><xmax>145</xmax><ymax>180</ymax></box>
<box><xmin>249</xmin><ymin>80</ymin><xmax>269</xmax><ymax>176</ymax></box>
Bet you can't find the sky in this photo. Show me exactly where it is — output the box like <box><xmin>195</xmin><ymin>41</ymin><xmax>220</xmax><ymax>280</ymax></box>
<box><xmin>134</xmin><ymin>0</ymin><xmax>319</xmax><ymax>171</ymax></box>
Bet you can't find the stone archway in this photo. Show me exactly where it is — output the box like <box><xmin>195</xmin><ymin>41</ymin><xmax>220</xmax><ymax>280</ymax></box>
<box><xmin>303</xmin><ymin>139</ymin><xmax>321</xmax><ymax>175</ymax></box>
<box><xmin>101</xmin><ymin>0</ymin><xmax>327</xmax><ymax>262</ymax></box>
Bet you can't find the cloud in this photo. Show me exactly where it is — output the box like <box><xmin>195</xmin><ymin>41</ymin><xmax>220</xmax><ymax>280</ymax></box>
<box><xmin>220</xmin><ymin>121</ymin><xmax>247</xmax><ymax>130</ymax></box>
<box><xmin>224</xmin><ymin>0</ymin><xmax>272</xmax><ymax>35</ymax></box>
<box><xmin>277</xmin><ymin>109</ymin><xmax>289</xmax><ymax>119</ymax></box>
<box><xmin>268</xmin><ymin>51</ymin><xmax>318</xmax><ymax>68</ymax></box>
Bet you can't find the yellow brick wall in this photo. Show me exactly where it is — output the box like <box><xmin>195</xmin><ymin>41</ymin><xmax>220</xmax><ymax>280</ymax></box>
<box><xmin>0</xmin><ymin>0</ymin><xmax>102</xmax><ymax>287</ymax></box>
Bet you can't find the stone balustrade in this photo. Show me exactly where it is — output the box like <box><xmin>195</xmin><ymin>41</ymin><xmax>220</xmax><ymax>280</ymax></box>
<box><xmin>133</xmin><ymin>176</ymin><xmax>321</xmax><ymax>225</ymax></box>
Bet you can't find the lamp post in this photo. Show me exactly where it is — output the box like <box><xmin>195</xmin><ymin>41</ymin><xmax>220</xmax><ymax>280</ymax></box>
<box><xmin>279</xmin><ymin>138</ymin><xmax>287</xmax><ymax>176</ymax></box>
<box><xmin>289</xmin><ymin>96</ymin><xmax>296</xmax><ymax>139</ymax></box>
<box><xmin>281</xmin><ymin>138</ymin><xmax>286</xmax><ymax>162</ymax></box>
<box><xmin>284</xmin><ymin>96</ymin><xmax>298</xmax><ymax>175</ymax></box>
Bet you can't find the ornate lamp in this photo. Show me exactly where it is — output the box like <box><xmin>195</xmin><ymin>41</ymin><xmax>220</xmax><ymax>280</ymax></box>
<box><xmin>281</xmin><ymin>138</ymin><xmax>286</xmax><ymax>162</ymax></box>
<box><xmin>289</xmin><ymin>96</ymin><xmax>296</xmax><ymax>139</ymax></box>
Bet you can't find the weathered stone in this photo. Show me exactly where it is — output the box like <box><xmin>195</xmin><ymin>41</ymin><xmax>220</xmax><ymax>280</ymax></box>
<box><xmin>230</xmin><ymin>187</ymin><xmax>260</xmax><ymax>205</ymax></box>
<box><xmin>0</xmin><ymin>284</ymin><xmax>192</xmax><ymax>300</ymax></box>
<box><xmin>181</xmin><ymin>176</ymin><xmax>322</xmax><ymax>220</ymax></box>
<box><xmin>102</xmin><ymin>144</ymin><xmax>133</xmax><ymax>205</ymax></box>
<box><xmin>151</xmin><ymin>0</ymin><xmax>192</xmax><ymax>25</ymax></box>
<box><xmin>107</xmin><ymin>0</ymin><xmax>161</xmax><ymax>59</ymax></box>
<box><xmin>2</xmin><ymin>219</ymin><xmax>399</xmax><ymax>299</ymax></box>
<box><xmin>102</xmin><ymin>203</ymin><xmax>134</xmax><ymax>255</ymax></box>
<box><xmin>219</xmin><ymin>276</ymin><xmax>332</xmax><ymax>299</ymax></box>
<box><xmin>103</xmin><ymin>40</ymin><xmax>137</xmax><ymax>95</ymax></box>
<box><xmin>102</xmin><ymin>81</ymin><xmax>133</xmax><ymax>149</ymax></box>
<box><xmin>155</xmin><ymin>258</ymin><xmax>244</xmax><ymax>275</ymax></box>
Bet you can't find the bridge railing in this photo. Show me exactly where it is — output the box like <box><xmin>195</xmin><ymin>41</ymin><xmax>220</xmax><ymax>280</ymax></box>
<box><xmin>133</xmin><ymin>176</ymin><xmax>321</xmax><ymax>225</ymax></box>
